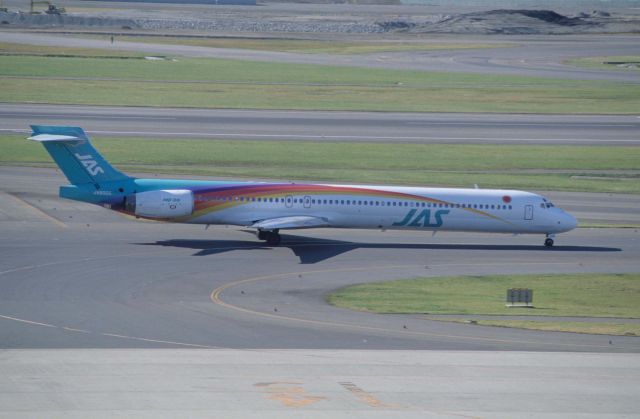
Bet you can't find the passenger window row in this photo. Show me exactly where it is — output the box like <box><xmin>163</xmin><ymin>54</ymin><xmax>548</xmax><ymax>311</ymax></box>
<box><xmin>196</xmin><ymin>195</ymin><xmax>513</xmax><ymax>210</ymax></box>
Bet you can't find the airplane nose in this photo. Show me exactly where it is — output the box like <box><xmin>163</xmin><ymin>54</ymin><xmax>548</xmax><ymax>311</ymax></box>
<box><xmin>564</xmin><ymin>212</ymin><xmax>578</xmax><ymax>231</ymax></box>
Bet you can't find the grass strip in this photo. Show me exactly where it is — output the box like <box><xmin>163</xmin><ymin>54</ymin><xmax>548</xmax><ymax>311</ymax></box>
<box><xmin>1</xmin><ymin>55</ymin><xmax>638</xmax><ymax>114</ymax></box>
<box><xmin>3</xmin><ymin>77</ymin><xmax>637</xmax><ymax>114</ymax></box>
<box><xmin>328</xmin><ymin>273</ymin><xmax>640</xmax><ymax>318</ymax></box>
<box><xmin>0</xmin><ymin>41</ymin><xmax>146</xmax><ymax>58</ymax></box>
<box><xmin>566</xmin><ymin>55</ymin><xmax>640</xmax><ymax>71</ymax></box>
<box><xmin>0</xmin><ymin>54</ymin><xmax>600</xmax><ymax>85</ymax></box>
<box><xmin>2</xmin><ymin>135</ymin><xmax>639</xmax><ymax>194</ymax></box>
<box><xmin>579</xmin><ymin>223</ymin><xmax>640</xmax><ymax>229</ymax></box>
<box><xmin>429</xmin><ymin>318</ymin><xmax>639</xmax><ymax>336</ymax></box>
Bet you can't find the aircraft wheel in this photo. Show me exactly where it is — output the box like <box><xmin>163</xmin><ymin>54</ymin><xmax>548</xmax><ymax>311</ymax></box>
<box><xmin>544</xmin><ymin>238</ymin><xmax>554</xmax><ymax>247</ymax></box>
<box><xmin>265</xmin><ymin>231</ymin><xmax>281</xmax><ymax>246</ymax></box>
<box><xmin>257</xmin><ymin>230</ymin><xmax>267</xmax><ymax>240</ymax></box>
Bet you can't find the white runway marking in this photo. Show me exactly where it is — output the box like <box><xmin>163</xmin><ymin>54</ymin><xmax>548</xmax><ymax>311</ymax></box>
<box><xmin>0</xmin><ymin>113</ymin><xmax>177</xmax><ymax>120</ymax></box>
<box><xmin>404</xmin><ymin>122</ymin><xmax>636</xmax><ymax>127</ymax></box>
<box><xmin>2</xmin><ymin>128</ymin><xmax>637</xmax><ymax>143</ymax></box>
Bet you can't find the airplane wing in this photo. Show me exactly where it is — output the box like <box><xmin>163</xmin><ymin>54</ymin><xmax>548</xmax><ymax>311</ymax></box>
<box><xmin>249</xmin><ymin>216</ymin><xmax>331</xmax><ymax>230</ymax></box>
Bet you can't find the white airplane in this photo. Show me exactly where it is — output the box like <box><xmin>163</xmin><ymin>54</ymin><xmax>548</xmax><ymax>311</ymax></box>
<box><xmin>30</xmin><ymin>125</ymin><xmax>578</xmax><ymax>247</ymax></box>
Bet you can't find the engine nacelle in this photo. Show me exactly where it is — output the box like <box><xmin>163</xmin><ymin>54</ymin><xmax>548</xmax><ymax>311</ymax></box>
<box><xmin>124</xmin><ymin>189</ymin><xmax>194</xmax><ymax>219</ymax></box>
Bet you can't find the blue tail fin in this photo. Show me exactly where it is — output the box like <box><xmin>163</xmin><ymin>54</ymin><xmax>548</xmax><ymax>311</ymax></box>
<box><xmin>29</xmin><ymin>125</ymin><xmax>130</xmax><ymax>185</ymax></box>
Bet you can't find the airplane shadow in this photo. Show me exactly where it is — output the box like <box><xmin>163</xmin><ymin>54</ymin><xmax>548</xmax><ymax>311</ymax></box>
<box><xmin>137</xmin><ymin>233</ymin><xmax>621</xmax><ymax>264</ymax></box>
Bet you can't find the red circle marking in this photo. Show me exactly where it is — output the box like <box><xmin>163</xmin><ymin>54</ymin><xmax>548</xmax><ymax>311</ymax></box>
<box><xmin>502</xmin><ymin>195</ymin><xmax>512</xmax><ymax>203</ymax></box>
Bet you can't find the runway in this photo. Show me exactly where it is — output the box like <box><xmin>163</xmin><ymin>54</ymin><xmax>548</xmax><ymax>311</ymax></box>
<box><xmin>2</xmin><ymin>103</ymin><xmax>639</xmax><ymax>145</ymax></box>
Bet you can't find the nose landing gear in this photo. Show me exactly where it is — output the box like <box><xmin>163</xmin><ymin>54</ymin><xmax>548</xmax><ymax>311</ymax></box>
<box><xmin>544</xmin><ymin>234</ymin><xmax>555</xmax><ymax>247</ymax></box>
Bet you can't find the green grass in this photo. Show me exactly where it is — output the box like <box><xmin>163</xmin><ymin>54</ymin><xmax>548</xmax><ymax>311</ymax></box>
<box><xmin>0</xmin><ymin>55</ymin><xmax>638</xmax><ymax>114</ymax></box>
<box><xmin>439</xmin><ymin>319</ymin><xmax>640</xmax><ymax>336</ymax></box>
<box><xmin>328</xmin><ymin>273</ymin><xmax>640</xmax><ymax>318</ymax></box>
<box><xmin>566</xmin><ymin>55</ymin><xmax>640</xmax><ymax>71</ymax></box>
<box><xmin>87</xmin><ymin>35</ymin><xmax>513</xmax><ymax>54</ymax></box>
<box><xmin>579</xmin><ymin>223</ymin><xmax>640</xmax><ymax>229</ymax></box>
<box><xmin>0</xmin><ymin>42</ymin><xmax>146</xmax><ymax>58</ymax></box>
<box><xmin>3</xmin><ymin>135</ymin><xmax>639</xmax><ymax>193</ymax></box>
<box><xmin>0</xmin><ymin>54</ymin><xmax>590</xmax><ymax>85</ymax></box>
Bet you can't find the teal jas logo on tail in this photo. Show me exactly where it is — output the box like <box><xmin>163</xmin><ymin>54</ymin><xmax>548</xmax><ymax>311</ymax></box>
<box><xmin>392</xmin><ymin>209</ymin><xmax>450</xmax><ymax>227</ymax></box>
<box><xmin>75</xmin><ymin>153</ymin><xmax>104</xmax><ymax>176</ymax></box>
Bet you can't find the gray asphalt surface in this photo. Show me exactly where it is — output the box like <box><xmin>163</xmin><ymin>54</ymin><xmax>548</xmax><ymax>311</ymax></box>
<box><xmin>1</xmin><ymin>31</ymin><xmax>639</xmax><ymax>82</ymax></box>
<box><xmin>1</xmin><ymin>166</ymin><xmax>638</xmax><ymax>352</ymax></box>
<box><xmin>2</xmin><ymin>104</ymin><xmax>639</xmax><ymax>145</ymax></box>
<box><xmin>2</xmin><ymin>349</ymin><xmax>639</xmax><ymax>418</ymax></box>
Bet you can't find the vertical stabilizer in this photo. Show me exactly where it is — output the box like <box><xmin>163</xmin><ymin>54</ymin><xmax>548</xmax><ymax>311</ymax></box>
<box><xmin>29</xmin><ymin>125</ymin><xmax>130</xmax><ymax>185</ymax></box>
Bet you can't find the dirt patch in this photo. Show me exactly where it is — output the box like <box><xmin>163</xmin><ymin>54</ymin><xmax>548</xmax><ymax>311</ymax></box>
<box><xmin>491</xmin><ymin>9</ymin><xmax>585</xmax><ymax>26</ymax></box>
<box><xmin>406</xmin><ymin>9</ymin><xmax>605</xmax><ymax>34</ymax></box>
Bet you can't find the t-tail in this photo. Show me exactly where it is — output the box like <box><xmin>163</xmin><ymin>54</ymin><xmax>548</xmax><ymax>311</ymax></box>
<box><xmin>29</xmin><ymin>125</ymin><xmax>129</xmax><ymax>185</ymax></box>
<box><xmin>29</xmin><ymin>125</ymin><xmax>133</xmax><ymax>205</ymax></box>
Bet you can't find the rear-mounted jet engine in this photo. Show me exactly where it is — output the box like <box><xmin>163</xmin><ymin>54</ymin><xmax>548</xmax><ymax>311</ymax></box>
<box><xmin>124</xmin><ymin>189</ymin><xmax>194</xmax><ymax>219</ymax></box>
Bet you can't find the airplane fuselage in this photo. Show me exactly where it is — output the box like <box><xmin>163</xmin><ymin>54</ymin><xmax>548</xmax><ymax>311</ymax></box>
<box><xmin>62</xmin><ymin>178</ymin><xmax>577</xmax><ymax>236</ymax></box>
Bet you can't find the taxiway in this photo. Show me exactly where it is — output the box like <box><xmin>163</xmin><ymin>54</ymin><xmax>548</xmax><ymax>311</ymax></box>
<box><xmin>1</xmin><ymin>104</ymin><xmax>638</xmax><ymax>145</ymax></box>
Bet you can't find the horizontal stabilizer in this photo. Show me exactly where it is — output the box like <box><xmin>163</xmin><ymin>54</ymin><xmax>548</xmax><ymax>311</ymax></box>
<box><xmin>250</xmin><ymin>215</ymin><xmax>330</xmax><ymax>230</ymax></box>
<box><xmin>28</xmin><ymin>134</ymin><xmax>83</xmax><ymax>142</ymax></box>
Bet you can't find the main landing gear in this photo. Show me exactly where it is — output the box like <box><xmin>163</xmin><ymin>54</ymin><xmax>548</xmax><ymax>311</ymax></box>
<box><xmin>257</xmin><ymin>229</ymin><xmax>281</xmax><ymax>246</ymax></box>
<box><xmin>544</xmin><ymin>234</ymin><xmax>555</xmax><ymax>248</ymax></box>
